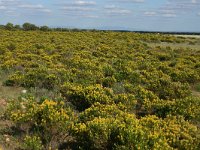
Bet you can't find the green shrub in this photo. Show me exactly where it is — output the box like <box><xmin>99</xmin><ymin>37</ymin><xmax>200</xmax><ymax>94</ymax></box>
<box><xmin>102</xmin><ymin>76</ymin><xmax>117</xmax><ymax>87</ymax></box>
<box><xmin>23</xmin><ymin>135</ymin><xmax>43</xmax><ymax>150</ymax></box>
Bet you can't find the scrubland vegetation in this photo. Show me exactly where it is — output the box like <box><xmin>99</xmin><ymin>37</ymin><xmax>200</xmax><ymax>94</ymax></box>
<box><xmin>0</xmin><ymin>28</ymin><xmax>200</xmax><ymax>150</ymax></box>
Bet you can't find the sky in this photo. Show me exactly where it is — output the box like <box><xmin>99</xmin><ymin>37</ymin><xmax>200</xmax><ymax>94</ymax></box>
<box><xmin>0</xmin><ymin>0</ymin><xmax>200</xmax><ymax>32</ymax></box>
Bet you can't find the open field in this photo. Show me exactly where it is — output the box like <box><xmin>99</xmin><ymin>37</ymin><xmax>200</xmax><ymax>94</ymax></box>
<box><xmin>173</xmin><ymin>34</ymin><xmax>200</xmax><ymax>38</ymax></box>
<box><xmin>0</xmin><ymin>30</ymin><xmax>200</xmax><ymax>149</ymax></box>
<box><xmin>148</xmin><ymin>34</ymin><xmax>200</xmax><ymax>50</ymax></box>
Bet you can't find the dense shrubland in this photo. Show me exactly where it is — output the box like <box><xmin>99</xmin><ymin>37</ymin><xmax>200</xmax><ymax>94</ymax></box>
<box><xmin>0</xmin><ymin>29</ymin><xmax>200</xmax><ymax>149</ymax></box>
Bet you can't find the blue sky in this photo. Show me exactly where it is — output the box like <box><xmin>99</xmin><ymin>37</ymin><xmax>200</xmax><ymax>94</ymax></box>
<box><xmin>0</xmin><ymin>0</ymin><xmax>200</xmax><ymax>31</ymax></box>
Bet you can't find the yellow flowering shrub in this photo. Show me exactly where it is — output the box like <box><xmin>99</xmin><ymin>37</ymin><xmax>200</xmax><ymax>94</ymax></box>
<box><xmin>7</xmin><ymin>97</ymin><xmax>76</xmax><ymax>149</ymax></box>
<box><xmin>74</xmin><ymin>112</ymin><xmax>200</xmax><ymax>150</ymax></box>
<box><xmin>1</xmin><ymin>29</ymin><xmax>200</xmax><ymax>149</ymax></box>
<box><xmin>61</xmin><ymin>83</ymin><xmax>114</xmax><ymax>111</ymax></box>
<box><xmin>140</xmin><ymin>115</ymin><xmax>200</xmax><ymax>150</ymax></box>
<box><xmin>144</xmin><ymin>96</ymin><xmax>200</xmax><ymax>120</ymax></box>
<box><xmin>79</xmin><ymin>103</ymin><xmax>134</xmax><ymax>122</ymax></box>
<box><xmin>172</xmin><ymin>96</ymin><xmax>200</xmax><ymax>121</ymax></box>
<box><xmin>10</xmin><ymin>99</ymin><xmax>74</xmax><ymax>129</ymax></box>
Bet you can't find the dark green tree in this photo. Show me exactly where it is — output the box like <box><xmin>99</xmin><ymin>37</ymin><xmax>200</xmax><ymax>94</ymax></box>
<box><xmin>5</xmin><ymin>22</ymin><xmax>14</xmax><ymax>30</ymax></box>
<box><xmin>22</xmin><ymin>22</ymin><xmax>39</xmax><ymax>31</ymax></box>
<box><xmin>40</xmin><ymin>26</ymin><xmax>50</xmax><ymax>31</ymax></box>
<box><xmin>14</xmin><ymin>25</ymin><xmax>21</xmax><ymax>30</ymax></box>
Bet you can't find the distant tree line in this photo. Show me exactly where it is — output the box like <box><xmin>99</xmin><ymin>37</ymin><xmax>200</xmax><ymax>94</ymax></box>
<box><xmin>1</xmin><ymin>22</ymin><xmax>48</xmax><ymax>31</ymax></box>
<box><xmin>0</xmin><ymin>22</ymin><xmax>98</xmax><ymax>32</ymax></box>
<box><xmin>1</xmin><ymin>22</ymin><xmax>200</xmax><ymax>35</ymax></box>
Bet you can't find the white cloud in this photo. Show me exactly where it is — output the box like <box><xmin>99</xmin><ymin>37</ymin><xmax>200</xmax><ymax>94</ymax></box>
<box><xmin>0</xmin><ymin>6</ymin><xmax>6</xmax><ymax>10</ymax></box>
<box><xmin>74</xmin><ymin>1</ymin><xmax>96</xmax><ymax>6</ymax></box>
<box><xmin>104</xmin><ymin>5</ymin><xmax>117</xmax><ymax>9</ymax></box>
<box><xmin>162</xmin><ymin>13</ymin><xmax>177</xmax><ymax>17</ymax></box>
<box><xmin>57</xmin><ymin>0</ymin><xmax>96</xmax><ymax>7</ymax></box>
<box><xmin>39</xmin><ymin>9</ymin><xmax>51</xmax><ymax>13</ymax></box>
<box><xmin>18</xmin><ymin>4</ymin><xmax>51</xmax><ymax>13</ymax></box>
<box><xmin>4</xmin><ymin>10</ymin><xmax>20</xmax><ymax>16</ymax></box>
<box><xmin>107</xmin><ymin>9</ymin><xmax>131</xmax><ymax>15</ymax></box>
<box><xmin>0</xmin><ymin>0</ymin><xmax>20</xmax><ymax>6</ymax></box>
<box><xmin>144</xmin><ymin>11</ymin><xmax>157</xmax><ymax>16</ymax></box>
<box><xmin>114</xmin><ymin>0</ymin><xmax>144</xmax><ymax>3</ymax></box>
<box><xmin>58</xmin><ymin>0</ymin><xmax>98</xmax><ymax>18</ymax></box>
<box><xmin>142</xmin><ymin>8</ymin><xmax>177</xmax><ymax>18</ymax></box>
<box><xmin>18</xmin><ymin>4</ymin><xmax>44</xmax><ymax>9</ymax></box>
<box><xmin>2</xmin><ymin>0</ymin><xmax>18</xmax><ymax>1</ymax></box>
<box><xmin>62</xmin><ymin>6</ymin><xmax>96</xmax><ymax>12</ymax></box>
<box><xmin>0</xmin><ymin>1</ymin><xmax>52</xmax><ymax>15</ymax></box>
<box><xmin>166</xmin><ymin>0</ymin><xmax>200</xmax><ymax>11</ymax></box>
<box><xmin>191</xmin><ymin>0</ymin><xmax>197</xmax><ymax>4</ymax></box>
<box><xmin>82</xmin><ymin>14</ymin><xmax>98</xmax><ymax>18</ymax></box>
<box><xmin>59</xmin><ymin>0</ymin><xmax>97</xmax><ymax>14</ymax></box>
<box><xmin>158</xmin><ymin>9</ymin><xmax>177</xmax><ymax>18</ymax></box>
<box><xmin>104</xmin><ymin>5</ymin><xmax>131</xmax><ymax>15</ymax></box>
<box><xmin>65</xmin><ymin>13</ymin><xmax>98</xmax><ymax>18</ymax></box>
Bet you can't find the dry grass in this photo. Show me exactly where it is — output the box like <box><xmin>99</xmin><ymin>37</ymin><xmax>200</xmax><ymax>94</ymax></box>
<box><xmin>192</xmin><ymin>91</ymin><xmax>200</xmax><ymax>97</ymax></box>
<box><xmin>191</xmin><ymin>83</ymin><xmax>200</xmax><ymax>98</ymax></box>
<box><xmin>0</xmin><ymin>82</ymin><xmax>23</xmax><ymax>100</ymax></box>
<box><xmin>0</xmin><ymin>82</ymin><xmax>23</xmax><ymax>150</ymax></box>
<box><xmin>0</xmin><ymin>70</ymin><xmax>24</xmax><ymax>101</ymax></box>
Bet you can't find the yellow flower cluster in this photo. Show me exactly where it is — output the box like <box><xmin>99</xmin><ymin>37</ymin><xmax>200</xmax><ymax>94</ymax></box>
<box><xmin>9</xmin><ymin>99</ymin><xmax>74</xmax><ymax>131</ymax></box>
